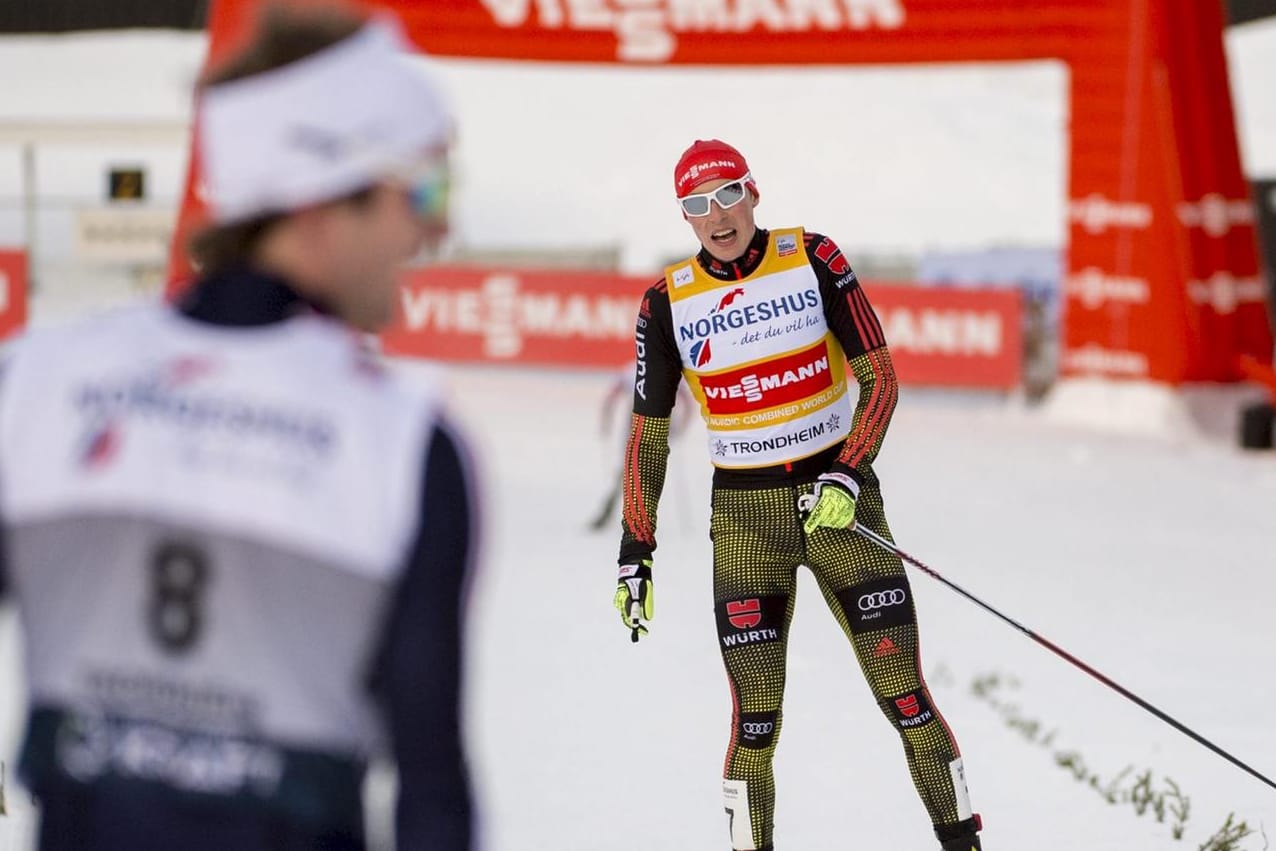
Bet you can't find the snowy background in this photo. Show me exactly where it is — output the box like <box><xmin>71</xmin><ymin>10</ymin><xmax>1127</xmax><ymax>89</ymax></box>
<box><xmin>2</xmin><ymin>18</ymin><xmax>1276</xmax><ymax>851</ymax></box>
<box><xmin>0</xmin><ymin>18</ymin><xmax>1274</xmax><ymax>275</ymax></box>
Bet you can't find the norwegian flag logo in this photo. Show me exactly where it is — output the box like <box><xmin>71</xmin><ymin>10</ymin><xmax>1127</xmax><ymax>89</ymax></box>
<box><xmin>689</xmin><ymin>339</ymin><xmax>712</xmax><ymax>367</ymax></box>
<box><xmin>714</xmin><ymin>287</ymin><xmax>746</xmax><ymax>312</ymax></box>
<box><xmin>163</xmin><ymin>356</ymin><xmax>217</xmax><ymax>385</ymax></box>
<box><xmin>895</xmin><ymin>694</ymin><xmax>921</xmax><ymax>717</ymax></box>
<box><xmin>726</xmin><ymin>598</ymin><xmax>762</xmax><ymax>629</ymax></box>
<box><xmin>80</xmin><ymin>422</ymin><xmax>121</xmax><ymax>470</ymax></box>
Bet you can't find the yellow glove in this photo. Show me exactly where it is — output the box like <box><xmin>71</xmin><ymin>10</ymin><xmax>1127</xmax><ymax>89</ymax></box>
<box><xmin>799</xmin><ymin>472</ymin><xmax>860</xmax><ymax>533</ymax></box>
<box><xmin>614</xmin><ymin>559</ymin><xmax>654</xmax><ymax>642</ymax></box>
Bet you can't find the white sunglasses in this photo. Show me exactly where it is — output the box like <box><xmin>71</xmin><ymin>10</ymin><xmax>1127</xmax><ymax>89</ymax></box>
<box><xmin>677</xmin><ymin>173</ymin><xmax>752</xmax><ymax>217</ymax></box>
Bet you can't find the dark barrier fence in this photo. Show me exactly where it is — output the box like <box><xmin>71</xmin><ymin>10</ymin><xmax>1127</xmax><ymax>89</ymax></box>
<box><xmin>1253</xmin><ymin>178</ymin><xmax>1276</xmax><ymax>333</ymax></box>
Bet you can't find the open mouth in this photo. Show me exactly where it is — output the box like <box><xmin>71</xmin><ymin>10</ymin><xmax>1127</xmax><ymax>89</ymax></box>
<box><xmin>711</xmin><ymin>228</ymin><xmax>737</xmax><ymax>245</ymax></box>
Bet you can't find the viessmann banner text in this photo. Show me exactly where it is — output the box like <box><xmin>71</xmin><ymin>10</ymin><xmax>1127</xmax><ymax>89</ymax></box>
<box><xmin>382</xmin><ymin>266</ymin><xmax>1022</xmax><ymax>389</ymax></box>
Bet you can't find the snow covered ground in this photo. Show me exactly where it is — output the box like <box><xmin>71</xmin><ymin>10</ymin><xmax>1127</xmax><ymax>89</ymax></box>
<box><xmin>444</xmin><ymin>368</ymin><xmax>1276</xmax><ymax>851</ymax></box>
<box><xmin>2</xmin><ymin>359</ymin><xmax>1275</xmax><ymax>850</ymax></box>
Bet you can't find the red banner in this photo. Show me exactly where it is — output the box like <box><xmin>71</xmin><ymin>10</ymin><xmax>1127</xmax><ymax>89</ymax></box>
<box><xmin>699</xmin><ymin>340</ymin><xmax>836</xmax><ymax>415</ymax></box>
<box><xmin>0</xmin><ymin>249</ymin><xmax>29</xmax><ymax>341</ymax></box>
<box><xmin>382</xmin><ymin>266</ymin><xmax>642</xmax><ymax>368</ymax></box>
<box><xmin>172</xmin><ymin>0</ymin><xmax>1272</xmax><ymax>385</ymax></box>
<box><xmin>869</xmin><ymin>286</ymin><xmax>1021</xmax><ymax>389</ymax></box>
<box><xmin>381</xmin><ymin>266</ymin><xmax>1020</xmax><ymax>388</ymax></box>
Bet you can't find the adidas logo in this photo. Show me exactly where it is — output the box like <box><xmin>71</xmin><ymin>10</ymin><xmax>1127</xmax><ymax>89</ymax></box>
<box><xmin>873</xmin><ymin>637</ymin><xmax>898</xmax><ymax>657</ymax></box>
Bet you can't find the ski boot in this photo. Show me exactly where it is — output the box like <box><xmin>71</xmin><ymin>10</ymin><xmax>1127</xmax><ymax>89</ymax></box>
<box><xmin>935</xmin><ymin>814</ymin><xmax>982</xmax><ymax>851</ymax></box>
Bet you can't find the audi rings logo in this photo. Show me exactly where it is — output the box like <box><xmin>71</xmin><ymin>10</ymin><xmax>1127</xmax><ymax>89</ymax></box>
<box><xmin>742</xmin><ymin>722</ymin><xmax>774</xmax><ymax>736</ymax></box>
<box><xmin>858</xmin><ymin>589</ymin><xmax>906</xmax><ymax>611</ymax></box>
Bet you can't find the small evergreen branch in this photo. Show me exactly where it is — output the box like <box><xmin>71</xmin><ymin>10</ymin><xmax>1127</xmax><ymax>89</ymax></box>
<box><xmin>1098</xmin><ymin>766</ymin><xmax>1132</xmax><ymax>804</ymax></box>
<box><xmin>1054</xmin><ymin>750</ymin><xmax>1089</xmax><ymax>781</ymax></box>
<box><xmin>1129</xmin><ymin>769</ymin><xmax>1155</xmax><ymax>817</ymax></box>
<box><xmin>966</xmin><ymin>670</ymin><xmax>1263</xmax><ymax>850</ymax></box>
<box><xmin>1199</xmin><ymin>813</ymin><xmax>1256</xmax><ymax>851</ymax></box>
<box><xmin>1164</xmin><ymin>778</ymin><xmax>1189</xmax><ymax>838</ymax></box>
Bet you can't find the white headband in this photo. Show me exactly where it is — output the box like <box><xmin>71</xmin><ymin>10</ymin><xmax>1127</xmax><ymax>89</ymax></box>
<box><xmin>198</xmin><ymin>15</ymin><xmax>451</xmax><ymax>224</ymax></box>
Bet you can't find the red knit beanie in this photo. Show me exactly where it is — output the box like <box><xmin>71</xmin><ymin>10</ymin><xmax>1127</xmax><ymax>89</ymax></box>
<box><xmin>674</xmin><ymin>139</ymin><xmax>755</xmax><ymax>197</ymax></box>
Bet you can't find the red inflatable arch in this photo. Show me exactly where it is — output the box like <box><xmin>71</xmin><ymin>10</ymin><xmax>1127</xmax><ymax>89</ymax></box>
<box><xmin>169</xmin><ymin>0</ymin><xmax>1272</xmax><ymax>385</ymax></box>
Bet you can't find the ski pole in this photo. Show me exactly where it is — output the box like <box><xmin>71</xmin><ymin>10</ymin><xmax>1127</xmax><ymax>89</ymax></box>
<box><xmin>628</xmin><ymin>601</ymin><xmax>644</xmax><ymax>643</ymax></box>
<box><xmin>852</xmin><ymin>522</ymin><xmax>1276</xmax><ymax>793</ymax></box>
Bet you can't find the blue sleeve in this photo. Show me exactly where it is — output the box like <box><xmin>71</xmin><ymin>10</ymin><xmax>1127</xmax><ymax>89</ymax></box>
<box><xmin>369</xmin><ymin>419</ymin><xmax>477</xmax><ymax>851</ymax></box>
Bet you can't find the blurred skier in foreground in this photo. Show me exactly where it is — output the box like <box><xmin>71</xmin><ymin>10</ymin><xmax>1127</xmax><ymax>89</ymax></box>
<box><xmin>0</xmin><ymin>7</ymin><xmax>476</xmax><ymax>850</ymax></box>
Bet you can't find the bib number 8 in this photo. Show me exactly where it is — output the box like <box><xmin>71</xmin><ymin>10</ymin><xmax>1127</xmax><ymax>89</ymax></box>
<box><xmin>148</xmin><ymin>542</ymin><xmax>210</xmax><ymax>653</ymax></box>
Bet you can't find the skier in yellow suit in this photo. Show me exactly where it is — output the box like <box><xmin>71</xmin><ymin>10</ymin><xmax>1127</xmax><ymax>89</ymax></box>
<box><xmin>613</xmin><ymin>139</ymin><xmax>983</xmax><ymax>851</ymax></box>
